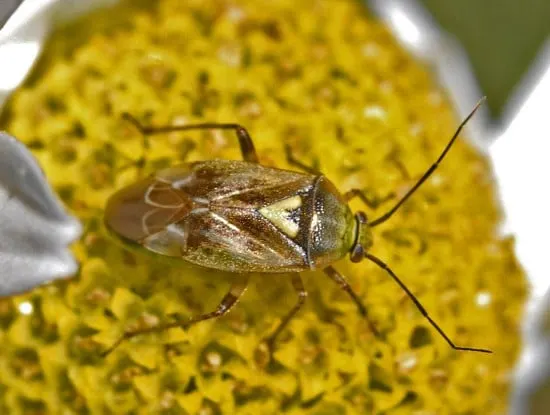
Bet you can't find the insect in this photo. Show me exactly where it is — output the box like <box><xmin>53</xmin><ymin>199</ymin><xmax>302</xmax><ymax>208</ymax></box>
<box><xmin>101</xmin><ymin>98</ymin><xmax>491</xmax><ymax>356</ymax></box>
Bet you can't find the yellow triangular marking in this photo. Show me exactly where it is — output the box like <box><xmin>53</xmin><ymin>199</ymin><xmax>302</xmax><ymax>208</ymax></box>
<box><xmin>259</xmin><ymin>195</ymin><xmax>302</xmax><ymax>238</ymax></box>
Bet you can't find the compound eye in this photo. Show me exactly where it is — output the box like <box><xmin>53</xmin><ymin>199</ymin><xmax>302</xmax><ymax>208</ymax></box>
<box><xmin>350</xmin><ymin>243</ymin><xmax>364</xmax><ymax>263</ymax></box>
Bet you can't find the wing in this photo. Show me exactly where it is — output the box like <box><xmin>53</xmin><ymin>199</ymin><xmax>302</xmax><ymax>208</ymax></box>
<box><xmin>104</xmin><ymin>174</ymin><xmax>193</xmax><ymax>244</ymax></box>
<box><xmin>155</xmin><ymin>160</ymin><xmax>317</xmax><ymax>271</ymax></box>
<box><xmin>107</xmin><ymin>160</ymin><xmax>317</xmax><ymax>272</ymax></box>
<box><xmin>156</xmin><ymin>160</ymin><xmax>315</xmax><ymax>208</ymax></box>
<box><xmin>180</xmin><ymin>206</ymin><xmax>309</xmax><ymax>272</ymax></box>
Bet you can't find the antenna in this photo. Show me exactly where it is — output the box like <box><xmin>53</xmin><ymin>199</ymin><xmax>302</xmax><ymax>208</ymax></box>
<box><xmin>370</xmin><ymin>97</ymin><xmax>486</xmax><ymax>227</ymax></box>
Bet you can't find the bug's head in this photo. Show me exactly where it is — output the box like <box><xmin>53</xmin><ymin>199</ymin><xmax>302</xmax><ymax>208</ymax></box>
<box><xmin>349</xmin><ymin>211</ymin><xmax>372</xmax><ymax>263</ymax></box>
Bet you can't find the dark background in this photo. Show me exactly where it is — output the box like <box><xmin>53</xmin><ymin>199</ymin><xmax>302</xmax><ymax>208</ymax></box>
<box><xmin>419</xmin><ymin>0</ymin><xmax>550</xmax><ymax>118</ymax></box>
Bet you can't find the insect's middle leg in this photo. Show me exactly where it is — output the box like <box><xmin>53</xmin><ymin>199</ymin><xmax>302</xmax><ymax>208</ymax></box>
<box><xmin>284</xmin><ymin>144</ymin><xmax>319</xmax><ymax>175</ymax></box>
<box><xmin>323</xmin><ymin>265</ymin><xmax>380</xmax><ymax>336</ymax></box>
<box><xmin>101</xmin><ymin>275</ymin><xmax>249</xmax><ymax>356</ymax></box>
<box><xmin>122</xmin><ymin>114</ymin><xmax>259</xmax><ymax>163</ymax></box>
<box><xmin>264</xmin><ymin>273</ymin><xmax>307</xmax><ymax>349</ymax></box>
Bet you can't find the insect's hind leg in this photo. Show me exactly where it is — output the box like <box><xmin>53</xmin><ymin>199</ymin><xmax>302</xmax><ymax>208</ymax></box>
<box><xmin>263</xmin><ymin>273</ymin><xmax>308</xmax><ymax>350</ymax></box>
<box><xmin>122</xmin><ymin>113</ymin><xmax>259</xmax><ymax>163</ymax></box>
<box><xmin>101</xmin><ymin>275</ymin><xmax>250</xmax><ymax>356</ymax></box>
<box><xmin>323</xmin><ymin>266</ymin><xmax>380</xmax><ymax>337</ymax></box>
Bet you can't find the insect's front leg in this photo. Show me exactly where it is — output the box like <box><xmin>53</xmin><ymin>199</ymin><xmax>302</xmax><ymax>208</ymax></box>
<box><xmin>323</xmin><ymin>265</ymin><xmax>380</xmax><ymax>337</ymax></box>
<box><xmin>122</xmin><ymin>113</ymin><xmax>259</xmax><ymax>163</ymax></box>
<box><xmin>101</xmin><ymin>274</ymin><xmax>250</xmax><ymax>356</ymax></box>
<box><xmin>343</xmin><ymin>188</ymin><xmax>395</xmax><ymax>210</ymax></box>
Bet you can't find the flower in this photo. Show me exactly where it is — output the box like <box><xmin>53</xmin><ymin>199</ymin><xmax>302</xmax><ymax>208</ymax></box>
<box><xmin>0</xmin><ymin>0</ymin><xmax>526</xmax><ymax>413</ymax></box>
<box><xmin>0</xmin><ymin>131</ymin><xmax>81</xmax><ymax>297</ymax></box>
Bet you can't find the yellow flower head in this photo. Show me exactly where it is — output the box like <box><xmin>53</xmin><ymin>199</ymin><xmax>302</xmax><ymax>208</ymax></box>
<box><xmin>1</xmin><ymin>0</ymin><xmax>526</xmax><ymax>413</ymax></box>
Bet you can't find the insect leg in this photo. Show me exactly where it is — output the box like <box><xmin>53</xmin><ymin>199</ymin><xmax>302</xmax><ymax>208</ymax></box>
<box><xmin>264</xmin><ymin>273</ymin><xmax>307</xmax><ymax>349</ymax></box>
<box><xmin>343</xmin><ymin>188</ymin><xmax>395</xmax><ymax>210</ymax></box>
<box><xmin>364</xmin><ymin>252</ymin><xmax>492</xmax><ymax>353</ymax></box>
<box><xmin>101</xmin><ymin>275</ymin><xmax>249</xmax><ymax>356</ymax></box>
<box><xmin>182</xmin><ymin>274</ymin><xmax>250</xmax><ymax>327</ymax></box>
<box><xmin>122</xmin><ymin>113</ymin><xmax>259</xmax><ymax>163</ymax></box>
<box><xmin>323</xmin><ymin>265</ymin><xmax>380</xmax><ymax>336</ymax></box>
<box><xmin>284</xmin><ymin>144</ymin><xmax>319</xmax><ymax>174</ymax></box>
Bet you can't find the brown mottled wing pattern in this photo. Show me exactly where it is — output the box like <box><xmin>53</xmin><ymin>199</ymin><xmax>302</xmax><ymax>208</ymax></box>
<box><xmin>156</xmin><ymin>160</ymin><xmax>312</xmax><ymax>208</ymax></box>
<box><xmin>106</xmin><ymin>160</ymin><xmax>316</xmax><ymax>272</ymax></box>
<box><xmin>155</xmin><ymin>160</ymin><xmax>315</xmax><ymax>272</ymax></box>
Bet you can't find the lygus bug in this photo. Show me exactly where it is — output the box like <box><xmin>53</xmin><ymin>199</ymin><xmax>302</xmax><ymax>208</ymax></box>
<box><xmin>102</xmin><ymin>98</ymin><xmax>490</xmax><ymax>356</ymax></box>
